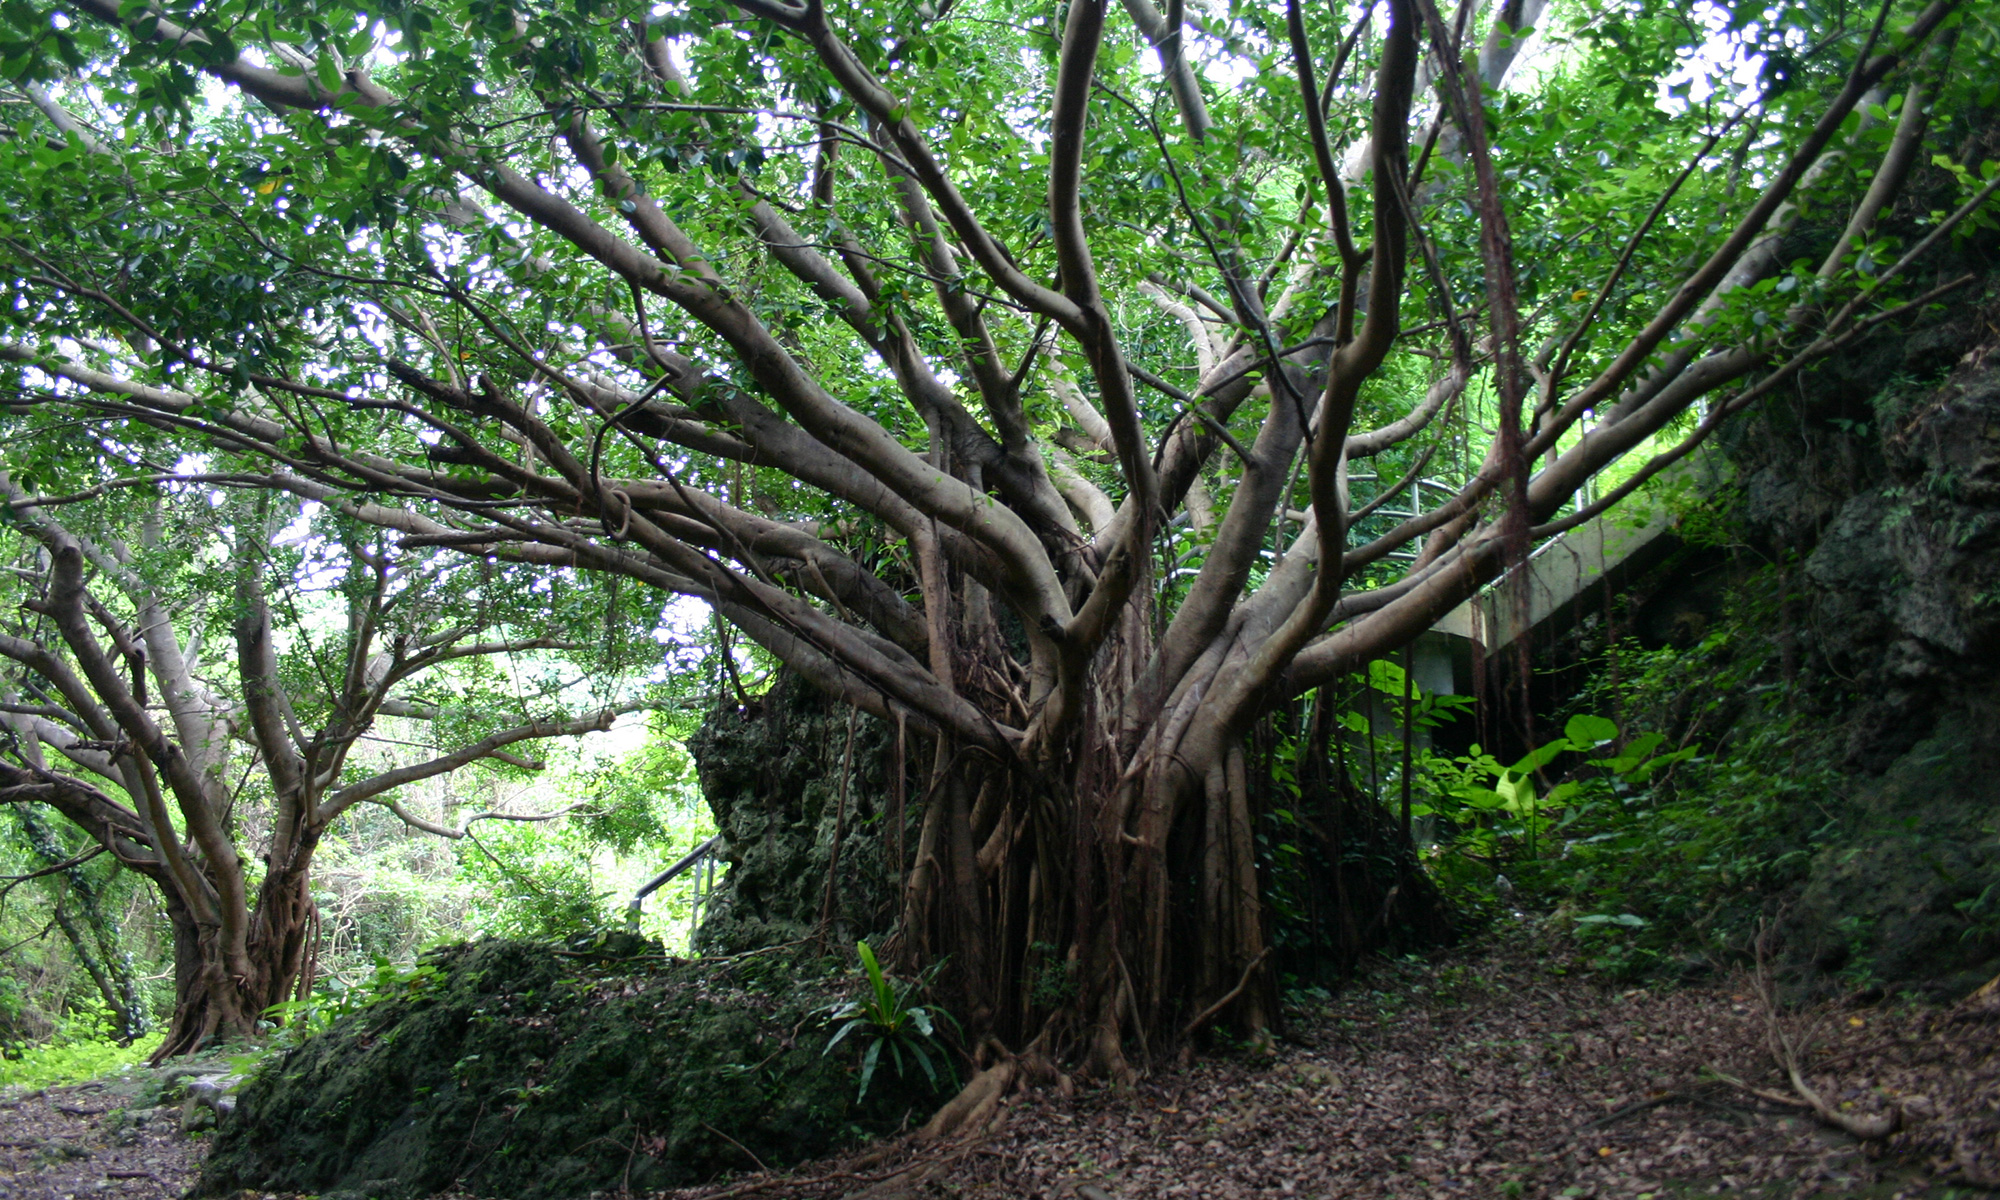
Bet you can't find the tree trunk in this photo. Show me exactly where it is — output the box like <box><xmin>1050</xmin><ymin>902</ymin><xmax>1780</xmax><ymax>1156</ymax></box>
<box><xmin>248</xmin><ymin>840</ymin><xmax>322</xmax><ymax>1015</ymax></box>
<box><xmin>875</xmin><ymin>566</ymin><xmax>1447</xmax><ymax>1080</ymax></box>
<box><xmin>151</xmin><ymin>858</ymin><xmax>317</xmax><ymax>1061</ymax></box>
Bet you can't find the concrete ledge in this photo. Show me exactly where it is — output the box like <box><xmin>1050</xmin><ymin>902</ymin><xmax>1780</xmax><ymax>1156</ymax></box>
<box><xmin>1430</xmin><ymin>450</ymin><xmax>1732</xmax><ymax>668</ymax></box>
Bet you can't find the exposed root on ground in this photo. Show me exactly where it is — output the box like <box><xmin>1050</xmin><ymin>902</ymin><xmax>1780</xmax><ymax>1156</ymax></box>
<box><xmin>917</xmin><ymin>1061</ymin><xmax>1015</xmax><ymax>1144</ymax></box>
<box><xmin>1710</xmin><ymin>922</ymin><xmax>1904</xmax><ymax>1141</ymax></box>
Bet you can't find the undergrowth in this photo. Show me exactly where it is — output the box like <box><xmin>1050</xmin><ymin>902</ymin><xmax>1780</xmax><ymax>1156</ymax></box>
<box><xmin>1470</xmin><ymin>564</ymin><xmax>1843</xmax><ymax>980</ymax></box>
<box><xmin>0</xmin><ymin>1026</ymin><xmax>164</xmax><ymax>1090</ymax></box>
<box><xmin>1537</xmin><ymin>565</ymin><xmax>1838</xmax><ymax>977</ymax></box>
<box><xmin>1263</xmin><ymin>560</ymin><xmax>1846</xmax><ymax>987</ymax></box>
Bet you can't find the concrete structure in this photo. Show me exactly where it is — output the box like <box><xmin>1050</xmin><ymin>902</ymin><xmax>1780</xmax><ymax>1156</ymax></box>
<box><xmin>1414</xmin><ymin>450</ymin><xmax>1731</xmax><ymax>695</ymax></box>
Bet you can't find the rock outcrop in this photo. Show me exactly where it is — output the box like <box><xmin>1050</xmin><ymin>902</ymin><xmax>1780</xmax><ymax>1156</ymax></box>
<box><xmin>1638</xmin><ymin>279</ymin><xmax>2000</xmax><ymax>996</ymax></box>
<box><xmin>689</xmin><ymin>672</ymin><xmax>916</xmax><ymax>955</ymax></box>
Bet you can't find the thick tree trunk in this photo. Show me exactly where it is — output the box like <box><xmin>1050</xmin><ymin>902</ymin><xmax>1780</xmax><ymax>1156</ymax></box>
<box><xmin>247</xmin><ymin>843</ymin><xmax>322</xmax><ymax>1014</ymax></box>
<box><xmin>875</xmin><ymin>572</ymin><xmax>1448</xmax><ymax>1082</ymax></box>
<box><xmin>843</xmin><ymin>518</ymin><xmax>1469</xmax><ymax>1080</ymax></box>
<box><xmin>151</xmin><ymin>861</ymin><xmax>317</xmax><ymax>1061</ymax></box>
<box><xmin>888</xmin><ymin>736</ymin><xmax>1284</xmax><ymax>1076</ymax></box>
<box><xmin>157</xmin><ymin>891</ymin><xmax>232</xmax><ymax>1060</ymax></box>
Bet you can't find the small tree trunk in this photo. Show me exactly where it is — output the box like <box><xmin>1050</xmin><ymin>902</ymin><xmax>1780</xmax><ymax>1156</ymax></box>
<box><xmin>47</xmin><ymin>902</ymin><xmax>134</xmax><ymax>1038</ymax></box>
<box><xmin>12</xmin><ymin>804</ymin><xmax>149</xmax><ymax>1042</ymax></box>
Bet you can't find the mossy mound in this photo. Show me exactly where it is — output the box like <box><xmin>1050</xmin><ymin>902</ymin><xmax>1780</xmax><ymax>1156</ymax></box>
<box><xmin>198</xmin><ymin>938</ymin><xmax>942</xmax><ymax>1199</ymax></box>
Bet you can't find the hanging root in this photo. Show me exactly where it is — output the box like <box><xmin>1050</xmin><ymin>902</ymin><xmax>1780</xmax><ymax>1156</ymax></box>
<box><xmin>1711</xmin><ymin>921</ymin><xmax>1902</xmax><ymax>1141</ymax></box>
<box><xmin>1181</xmin><ymin>948</ymin><xmax>1271</xmax><ymax>1040</ymax></box>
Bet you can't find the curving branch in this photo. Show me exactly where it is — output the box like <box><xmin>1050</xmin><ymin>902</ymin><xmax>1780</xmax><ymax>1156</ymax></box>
<box><xmin>318</xmin><ymin>708</ymin><xmax>626</xmax><ymax>821</ymax></box>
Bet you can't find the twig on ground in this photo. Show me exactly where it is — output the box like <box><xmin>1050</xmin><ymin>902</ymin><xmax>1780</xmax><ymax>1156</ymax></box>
<box><xmin>702</xmin><ymin>1122</ymin><xmax>772</xmax><ymax>1173</ymax></box>
<box><xmin>1714</xmin><ymin>921</ymin><xmax>1902</xmax><ymax>1140</ymax></box>
<box><xmin>1572</xmin><ymin>1091</ymin><xmax>1677</xmax><ymax>1132</ymax></box>
<box><xmin>1704</xmin><ymin>1065</ymin><xmax>1817</xmax><ymax>1111</ymax></box>
<box><xmin>1808</xmin><ymin>1033</ymin><xmax>1911</xmax><ymax>1072</ymax></box>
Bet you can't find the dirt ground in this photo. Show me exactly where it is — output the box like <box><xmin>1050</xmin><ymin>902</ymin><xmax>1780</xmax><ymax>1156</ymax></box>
<box><xmin>5</xmin><ymin>923</ymin><xmax>1995</xmax><ymax>1200</ymax></box>
<box><xmin>661</xmin><ymin>925</ymin><xmax>2000</xmax><ymax>1200</ymax></box>
<box><xmin>0</xmin><ymin>1075</ymin><xmax>202</xmax><ymax>1200</ymax></box>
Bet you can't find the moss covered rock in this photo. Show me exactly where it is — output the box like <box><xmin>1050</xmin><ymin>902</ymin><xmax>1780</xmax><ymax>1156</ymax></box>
<box><xmin>1579</xmin><ymin>275</ymin><xmax>2000</xmax><ymax>996</ymax></box>
<box><xmin>690</xmin><ymin>671</ymin><xmax>917</xmax><ymax>955</ymax></box>
<box><xmin>1788</xmin><ymin>701</ymin><xmax>2000</xmax><ymax>996</ymax></box>
<box><xmin>198</xmin><ymin>938</ymin><xmax>941</xmax><ymax>1199</ymax></box>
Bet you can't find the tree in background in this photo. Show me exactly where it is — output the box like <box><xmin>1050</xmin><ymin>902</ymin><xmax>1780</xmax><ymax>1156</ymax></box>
<box><xmin>0</xmin><ymin>0</ymin><xmax>1992</xmax><ymax>1077</ymax></box>
<box><xmin>0</xmin><ymin>482</ymin><xmax>660</xmax><ymax>1056</ymax></box>
<box><xmin>2</xmin><ymin>799</ymin><xmax>155</xmax><ymax>1046</ymax></box>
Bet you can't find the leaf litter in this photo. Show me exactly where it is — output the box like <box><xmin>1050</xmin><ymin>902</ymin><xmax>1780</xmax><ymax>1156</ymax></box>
<box><xmin>0</xmin><ymin>1078</ymin><xmax>200</xmax><ymax>1200</ymax></box>
<box><xmin>662</xmin><ymin>922</ymin><xmax>1999</xmax><ymax>1200</ymax></box>
<box><xmin>4</xmin><ymin>920</ymin><xmax>1993</xmax><ymax>1200</ymax></box>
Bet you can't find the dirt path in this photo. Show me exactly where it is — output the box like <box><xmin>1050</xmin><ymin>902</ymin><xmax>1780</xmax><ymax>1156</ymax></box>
<box><xmin>7</xmin><ymin>925</ymin><xmax>1994</xmax><ymax>1200</ymax></box>
<box><xmin>0</xmin><ymin>1078</ymin><xmax>201</xmax><ymax>1200</ymax></box>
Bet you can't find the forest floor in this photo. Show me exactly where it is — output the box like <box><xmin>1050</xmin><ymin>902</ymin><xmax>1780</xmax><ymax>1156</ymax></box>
<box><xmin>0</xmin><ymin>1068</ymin><xmax>203</xmax><ymax>1200</ymax></box>
<box><xmin>658</xmin><ymin>920</ymin><xmax>2000</xmax><ymax>1200</ymax></box>
<box><xmin>2</xmin><ymin>920</ymin><xmax>1995</xmax><ymax>1200</ymax></box>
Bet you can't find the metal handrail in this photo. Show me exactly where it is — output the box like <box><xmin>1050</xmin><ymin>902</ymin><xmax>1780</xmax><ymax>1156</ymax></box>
<box><xmin>625</xmin><ymin>834</ymin><xmax>722</xmax><ymax>934</ymax></box>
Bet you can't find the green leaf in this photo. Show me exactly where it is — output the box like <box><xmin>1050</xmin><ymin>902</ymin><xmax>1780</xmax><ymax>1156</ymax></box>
<box><xmin>1509</xmin><ymin>739</ymin><xmax>1567</xmax><ymax>776</ymax></box>
<box><xmin>857</xmin><ymin>940</ymin><xmax>894</xmax><ymax>1018</ymax></box>
<box><xmin>906</xmin><ymin>1038</ymin><xmax>939</xmax><ymax>1087</ymax></box>
<box><xmin>1563</xmin><ymin>714</ymin><xmax>1619</xmax><ymax>749</ymax></box>
<box><xmin>1459</xmin><ymin>787</ymin><xmax>1508</xmax><ymax>810</ymax></box>
<box><xmin>1598</xmin><ymin>730</ymin><xmax>1665</xmax><ymax>766</ymax></box>
<box><xmin>856</xmin><ymin>1037</ymin><xmax>883</xmax><ymax>1100</ymax></box>
<box><xmin>1368</xmin><ymin>658</ymin><xmax>1411</xmax><ymax>697</ymax></box>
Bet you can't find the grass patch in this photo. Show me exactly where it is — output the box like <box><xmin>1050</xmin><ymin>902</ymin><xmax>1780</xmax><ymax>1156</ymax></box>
<box><xmin>0</xmin><ymin>1031</ymin><xmax>164</xmax><ymax>1091</ymax></box>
